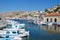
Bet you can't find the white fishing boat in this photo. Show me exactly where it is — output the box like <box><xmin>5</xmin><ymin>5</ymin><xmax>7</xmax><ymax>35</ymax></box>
<box><xmin>13</xmin><ymin>36</ymin><xmax>22</xmax><ymax>40</ymax></box>
<box><xmin>12</xmin><ymin>23</ymin><xmax>25</xmax><ymax>28</ymax></box>
<box><xmin>40</xmin><ymin>21</ymin><xmax>47</xmax><ymax>25</ymax></box>
<box><xmin>0</xmin><ymin>19</ymin><xmax>29</xmax><ymax>38</ymax></box>
<box><xmin>0</xmin><ymin>28</ymin><xmax>29</xmax><ymax>38</ymax></box>
<box><xmin>6</xmin><ymin>20</ymin><xmax>25</xmax><ymax>28</ymax></box>
<box><xmin>18</xmin><ymin>31</ymin><xmax>29</xmax><ymax>38</ymax></box>
<box><xmin>48</xmin><ymin>22</ymin><xmax>53</xmax><ymax>25</ymax></box>
<box><xmin>7</xmin><ymin>23</ymin><xmax>25</xmax><ymax>29</ymax></box>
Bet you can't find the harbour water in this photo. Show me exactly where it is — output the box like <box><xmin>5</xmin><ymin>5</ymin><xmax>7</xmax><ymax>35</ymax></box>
<box><xmin>0</xmin><ymin>19</ymin><xmax>60</xmax><ymax>40</ymax></box>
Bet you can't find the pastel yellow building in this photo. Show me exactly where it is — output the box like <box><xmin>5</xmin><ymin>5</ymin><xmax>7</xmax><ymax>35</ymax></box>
<box><xmin>43</xmin><ymin>12</ymin><xmax>60</xmax><ymax>23</ymax></box>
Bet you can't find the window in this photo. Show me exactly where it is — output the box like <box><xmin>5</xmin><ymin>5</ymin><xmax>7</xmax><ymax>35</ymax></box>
<box><xmin>12</xmin><ymin>31</ymin><xmax>16</xmax><ymax>34</ymax></box>
<box><xmin>50</xmin><ymin>18</ymin><xmax>52</xmax><ymax>22</ymax></box>
<box><xmin>6</xmin><ymin>36</ymin><xmax>9</xmax><ymax>38</ymax></box>
<box><xmin>16</xmin><ymin>26</ymin><xmax>17</xmax><ymax>27</ymax></box>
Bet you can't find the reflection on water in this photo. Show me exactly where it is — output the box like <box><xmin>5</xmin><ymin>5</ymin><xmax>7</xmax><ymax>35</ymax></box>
<box><xmin>2</xmin><ymin>19</ymin><xmax>60</xmax><ymax>40</ymax></box>
<box><xmin>43</xmin><ymin>25</ymin><xmax>60</xmax><ymax>34</ymax></box>
<box><xmin>14</xmin><ymin>19</ymin><xmax>60</xmax><ymax>40</ymax></box>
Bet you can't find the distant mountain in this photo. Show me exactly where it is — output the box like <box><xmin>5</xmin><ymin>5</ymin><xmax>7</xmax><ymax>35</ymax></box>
<box><xmin>45</xmin><ymin>4</ymin><xmax>60</xmax><ymax>13</ymax></box>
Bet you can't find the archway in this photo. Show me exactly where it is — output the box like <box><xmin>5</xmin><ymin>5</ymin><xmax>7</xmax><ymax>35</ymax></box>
<box><xmin>47</xmin><ymin>18</ymin><xmax>49</xmax><ymax>22</ymax></box>
<box><xmin>0</xmin><ymin>18</ymin><xmax>1</xmax><ymax>20</ymax></box>
<box><xmin>54</xmin><ymin>18</ymin><xmax>57</xmax><ymax>22</ymax></box>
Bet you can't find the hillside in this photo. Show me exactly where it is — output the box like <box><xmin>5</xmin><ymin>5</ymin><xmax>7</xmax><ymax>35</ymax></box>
<box><xmin>45</xmin><ymin>4</ymin><xmax>60</xmax><ymax>13</ymax></box>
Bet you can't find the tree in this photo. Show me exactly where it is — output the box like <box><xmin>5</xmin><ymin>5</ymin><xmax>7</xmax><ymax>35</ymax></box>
<box><xmin>45</xmin><ymin>9</ymin><xmax>49</xmax><ymax>12</ymax></box>
<box><xmin>54</xmin><ymin>7</ymin><xmax>60</xmax><ymax>12</ymax></box>
<box><xmin>45</xmin><ymin>9</ymin><xmax>52</xmax><ymax>13</ymax></box>
<box><xmin>29</xmin><ymin>14</ymin><xmax>33</xmax><ymax>17</ymax></box>
<box><xmin>23</xmin><ymin>15</ymin><xmax>28</xmax><ymax>17</ymax></box>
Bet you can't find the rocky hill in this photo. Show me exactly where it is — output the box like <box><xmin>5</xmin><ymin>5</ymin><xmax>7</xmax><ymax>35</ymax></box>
<box><xmin>45</xmin><ymin>4</ymin><xmax>60</xmax><ymax>13</ymax></box>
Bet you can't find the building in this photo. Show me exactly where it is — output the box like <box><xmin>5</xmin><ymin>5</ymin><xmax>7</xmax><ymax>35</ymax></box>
<box><xmin>43</xmin><ymin>12</ymin><xmax>60</xmax><ymax>24</ymax></box>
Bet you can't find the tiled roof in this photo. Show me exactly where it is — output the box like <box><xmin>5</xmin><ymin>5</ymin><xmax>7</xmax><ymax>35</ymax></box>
<box><xmin>44</xmin><ymin>12</ymin><xmax>60</xmax><ymax>17</ymax></box>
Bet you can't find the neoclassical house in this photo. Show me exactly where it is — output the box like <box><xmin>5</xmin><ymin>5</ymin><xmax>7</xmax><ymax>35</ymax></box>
<box><xmin>43</xmin><ymin>12</ymin><xmax>60</xmax><ymax>24</ymax></box>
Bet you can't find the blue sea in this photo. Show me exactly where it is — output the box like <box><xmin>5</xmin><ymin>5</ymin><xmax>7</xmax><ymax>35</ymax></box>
<box><xmin>1</xmin><ymin>19</ymin><xmax>60</xmax><ymax>40</ymax></box>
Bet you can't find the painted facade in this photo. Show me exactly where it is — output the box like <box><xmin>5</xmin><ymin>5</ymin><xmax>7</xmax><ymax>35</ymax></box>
<box><xmin>43</xmin><ymin>12</ymin><xmax>60</xmax><ymax>23</ymax></box>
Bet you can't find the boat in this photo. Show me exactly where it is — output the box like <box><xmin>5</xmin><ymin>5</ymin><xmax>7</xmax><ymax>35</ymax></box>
<box><xmin>19</xmin><ymin>31</ymin><xmax>29</xmax><ymax>38</ymax></box>
<box><xmin>57</xmin><ymin>24</ymin><xmax>60</xmax><ymax>26</ymax></box>
<box><xmin>11</xmin><ymin>23</ymin><xmax>25</xmax><ymax>28</ymax></box>
<box><xmin>48</xmin><ymin>22</ymin><xmax>53</xmax><ymax>25</ymax></box>
<box><xmin>28</xmin><ymin>19</ymin><xmax>34</xmax><ymax>24</ymax></box>
<box><xmin>57</xmin><ymin>22</ymin><xmax>60</xmax><ymax>26</ymax></box>
<box><xmin>0</xmin><ymin>28</ymin><xmax>29</xmax><ymax>38</ymax></box>
<box><xmin>6</xmin><ymin>20</ymin><xmax>25</xmax><ymax>28</ymax></box>
<box><xmin>40</xmin><ymin>21</ymin><xmax>47</xmax><ymax>25</ymax></box>
<box><xmin>13</xmin><ymin>36</ymin><xmax>22</xmax><ymax>40</ymax></box>
<box><xmin>0</xmin><ymin>19</ymin><xmax>29</xmax><ymax>38</ymax></box>
<box><xmin>7</xmin><ymin>23</ymin><xmax>25</xmax><ymax>28</ymax></box>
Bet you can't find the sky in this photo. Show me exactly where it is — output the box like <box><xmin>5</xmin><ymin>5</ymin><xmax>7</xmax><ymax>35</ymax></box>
<box><xmin>0</xmin><ymin>0</ymin><xmax>60</xmax><ymax>12</ymax></box>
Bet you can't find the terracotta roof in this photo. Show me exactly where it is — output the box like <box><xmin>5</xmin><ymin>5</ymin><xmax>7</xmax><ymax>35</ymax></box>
<box><xmin>44</xmin><ymin>12</ymin><xmax>60</xmax><ymax>17</ymax></box>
